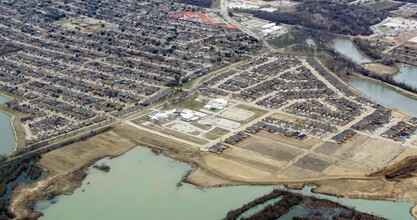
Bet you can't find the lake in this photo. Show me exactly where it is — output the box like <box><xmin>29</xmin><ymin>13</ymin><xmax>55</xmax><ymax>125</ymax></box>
<box><xmin>35</xmin><ymin>147</ymin><xmax>414</xmax><ymax>220</ymax></box>
<box><xmin>393</xmin><ymin>65</ymin><xmax>417</xmax><ymax>89</ymax></box>
<box><xmin>348</xmin><ymin>78</ymin><xmax>417</xmax><ymax>116</ymax></box>
<box><xmin>0</xmin><ymin>95</ymin><xmax>15</xmax><ymax>155</ymax></box>
<box><xmin>332</xmin><ymin>38</ymin><xmax>372</xmax><ymax>63</ymax></box>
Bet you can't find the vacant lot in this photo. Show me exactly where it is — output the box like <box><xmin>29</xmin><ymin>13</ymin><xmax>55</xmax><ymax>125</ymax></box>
<box><xmin>294</xmin><ymin>154</ymin><xmax>332</xmax><ymax>172</ymax></box>
<box><xmin>158</xmin><ymin>127</ymin><xmax>208</xmax><ymax>145</ymax></box>
<box><xmin>167</xmin><ymin>95</ymin><xmax>206</xmax><ymax>111</ymax></box>
<box><xmin>166</xmin><ymin>121</ymin><xmax>202</xmax><ymax>135</ymax></box>
<box><xmin>257</xmin><ymin>131</ymin><xmax>320</xmax><ymax>149</ymax></box>
<box><xmin>210</xmin><ymin>127</ymin><xmax>230</xmax><ymax>135</ymax></box>
<box><xmin>363</xmin><ymin>63</ymin><xmax>398</xmax><ymax>76</ymax></box>
<box><xmin>39</xmin><ymin>128</ymin><xmax>136</xmax><ymax>173</ymax></box>
<box><xmin>219</xmin><ymin>106</ymin><xmax>255</xmax><ymax>122</ymax></box>
<box><xmin>237</xmin><ymin>136</ymin><xmax>302</xmax><ymax>162</ymax></box>
<box><xmin>199</xmin><ymin>116</ymin><xmax>241</xmax><ymax>130</ymax></box>
<box><xmin>314</xmin><ymin>142</ymin><xmax>340</xmax><ymax>155</ymax></box>
<box><xmin>203</xmin><ymin>127</ymin><xmax>230</xmax><ymax>140</ymax></box>
<box><xmin>191</xmin><ymin>121</ymin><xmax>212</xmax><ymax>130</ymax></box>
<box><xmin>235</xmin><ymin>104</ymin><xmax>267</xmax><ymax>123</ymax></box>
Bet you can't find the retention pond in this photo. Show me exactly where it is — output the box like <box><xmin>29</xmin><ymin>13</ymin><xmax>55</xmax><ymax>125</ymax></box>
<box><xmin>0</xmin><ymin>95</ymin><xmax>15</xmax><ymax>155</ymax></box>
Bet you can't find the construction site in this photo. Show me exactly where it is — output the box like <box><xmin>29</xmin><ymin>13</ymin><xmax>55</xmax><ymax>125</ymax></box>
<box><xmin>116</xmin><ymin>53</ymin><xmax>417</xmax><ymax>185</ymax></box>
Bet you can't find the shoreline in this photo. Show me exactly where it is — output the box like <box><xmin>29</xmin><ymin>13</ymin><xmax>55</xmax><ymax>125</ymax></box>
<box><xmin>349</xmin><ymin>74</ymin><xmax>417</xmax><ymax>113</ymax></box>
<box><xmin>8</xmin><ymin>142</ymin><xmax>137</xmax><ymax>219</ymax></box>
<box><xmin>7</xmin><ymin>125</ymin><xmax>417</xmax><ymax>219</ymax></box>
<box><xmin>0</xmin><ymin>93</ymin><xmax>24</xmax><ymax>153</ymax></box>
<box><xmin>0</xmin><ymin>108</ymin><xmax>19</xmax><ymax>153</ymax></box>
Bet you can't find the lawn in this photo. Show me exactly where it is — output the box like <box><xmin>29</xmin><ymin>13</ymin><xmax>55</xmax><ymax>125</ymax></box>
<box><xmin>181</xmin><ymin>80</ymin><xmax>195</xmax><ymax>89</ymax></box>
<box><xmin>167</xmin><ymin>95</ymin><xmax>206</xmax><ymax>111</ymax></box>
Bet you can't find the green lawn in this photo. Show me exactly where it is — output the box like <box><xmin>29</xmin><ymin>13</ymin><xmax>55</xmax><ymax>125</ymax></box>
<box><xmin>181</xmin><ymin>80</ymin><xmax>194</xmax><ymax>89</ymax></box>
<box><xmin>269</xmin><ymin>30</ymin><xmax>312</xmax><ymax>49</ymax></box>
<box><xmin>167</xmin><ymin>95</ymin><xmax>206</xmax><ymax>111</ymax></box>
<box><xmin>55</xmin><ymin>19</ymin><xmax>70</xmax><ymax>25</ymax></box>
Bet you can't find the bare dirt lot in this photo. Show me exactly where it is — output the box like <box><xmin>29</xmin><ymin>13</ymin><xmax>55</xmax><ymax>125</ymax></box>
<box><xmin>235</xmin><ymin>104</ymin><xmax>267</xmax><ymax>123</ymax></box>
<box><xmin>237</xmin><ymin>136</ymin><xmax>302</xmax><ymax>162</ymax></box>
<box><xmin>219</xmin><ymin>106</ymin><xmax>256</xmax><ymax>122</ymax></box>
<box><xmin>257</xmin><ymin>131</ymin><xmax>320</xmax><ymax>149</ymax></box>
<box><xmin>363</xmin><ymin>63</ymin><xmax>398</xmax><ymax>76</ymax></box>
<box><xmin>294</xmin><ymin>154</ymin><xmax>333</xmax><ymax>172</ymax></box>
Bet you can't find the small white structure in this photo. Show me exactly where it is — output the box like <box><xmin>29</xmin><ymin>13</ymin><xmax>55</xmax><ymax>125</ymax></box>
<box><xmin>180</xmin><ymin>109</ymin><xmax>206</xmax><ymax>122</ymax></box>
<box><xmin>204</xmin><ymin>99</ymin><xmax>228</xmax><ymax>111</ymax></box>
<box><xmin>261</xmin><ymin>23</ymin><xmax>275</xmax><ymax>29</ymax></box>
<box><xmin>148</xmin><ymin>108</ymin><xmax>207</xmax><ymax>122</ymax></box>
<box><xmin>148</xmin><ymin>109</ymin><xmax>177</xmax><ymax>122</ymax></box>
<box><xmin>409</xmin><ymin>36</ymin><xmax>417</xmax><ymax>43</ymax></box>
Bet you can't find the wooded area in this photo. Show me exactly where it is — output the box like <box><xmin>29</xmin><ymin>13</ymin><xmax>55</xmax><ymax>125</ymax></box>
<box><xmin>176</xmin><ymin>0</ymin><xmax>213</xmax><ymax>8</ymax></box>
<box><xmin>239</xmin><ymin>2</ymin><xmax>391</xmax><ymax>35</ymax></box>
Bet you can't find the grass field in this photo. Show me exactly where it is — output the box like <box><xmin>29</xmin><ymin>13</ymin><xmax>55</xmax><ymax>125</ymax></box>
<box><xmin>55</xmin><ymin>19</ymin><xmax>70</xmax><ymax>25</ymax></box>
<box><xmin>269</xmin><ymin>30</ymin><xmax>312</xmax><ymax>49</ymax></box>
<box><xmin>167</xmin><ymin>95</ymin><xmax>206</xmax><ymax>111</ymax></box>
<box><xmin>181</xmin><ymin>80</ymin><xmax>194</xmax><ymax>89</ymax></box>
<box><xmin>365</xmin><ymin>1</ymin><xmax>403</xmax><ymax>11</ymax></box>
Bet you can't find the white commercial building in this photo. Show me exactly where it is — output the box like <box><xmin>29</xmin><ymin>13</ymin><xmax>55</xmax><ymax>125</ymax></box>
<box><xmin>204</xmin><ymin>98</ymin><xmax>228</xmax><ymax>111</ymax></box>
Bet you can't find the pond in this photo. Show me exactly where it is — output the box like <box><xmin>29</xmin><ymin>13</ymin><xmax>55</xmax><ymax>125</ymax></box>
<box><xmin>393</xmin><ymin>65</ymin><xmax>417</xmax><ymax>89</ymax></box>
<box><xmin>0</xmin><ymin>95</ymin><xmax>15</xmax><ymax>155</ymax></box>
<box><xmin>332</xmin><ymin>38</ymin><xmax>372</xmax><ymax>63</ymax></box>
<box><xmin>348</xmin><ymin>78</ymin><xmax>417</xmax><ymax>116</ymax></box>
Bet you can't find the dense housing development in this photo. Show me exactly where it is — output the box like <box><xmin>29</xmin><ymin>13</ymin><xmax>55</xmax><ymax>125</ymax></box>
<box><xmin>1</xmin><ymin>0</ymin><xmax>417</xmax><ymax>219</ymax></box>
<box><xmin>0</xmin><ymin>0</ymin><xmax>258</xmax><ymax>144</ymax></box>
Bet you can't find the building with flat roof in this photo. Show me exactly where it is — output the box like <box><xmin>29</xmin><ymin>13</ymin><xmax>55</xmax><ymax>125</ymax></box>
<box><xmin>204</xmin><ymin>98</ymin><xmax>228</xmax><ymax>111</ymax></box>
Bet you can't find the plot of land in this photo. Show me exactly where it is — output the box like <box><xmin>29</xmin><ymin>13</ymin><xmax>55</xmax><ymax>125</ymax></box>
<box><xmin>190</xmin><ymin>121</ymin><xmax>212</xmax><ymax>130</ymax></box>
<box><xmin>235</xmin><ymin>104</ymin><xmax>267</xmax><ymax>123</ymax></box>
<box><xmin>199</xmin><ymin>116</ymin><xmax>240</xmax><ymax>130</ymax></box>
<box><xmin>39</xmin><ymin>128</ymin><xmax>136</xmax><ymax>173</ymax></box>
<box><xmin>257</xmin><ymin>131</ymin><xmax>320</xmax><ymax>149</ymax></box>
<box><xmin>56</xmin><ymin>16</ymin><xmax>113</xmax><ymax>32</ymax></box>
<box><xmin>166</xmin><ymin>121</ymin><xmax>201</xmax><ymax>135</ymax></box>
<box><xmin>204</xmin><ymin>127</ymin><xmax>230</xmax><ymax>140</ymax></box>
<box><xmin>315</xmin><ymin>142</ymin><xmax>340</xmax><ymax>156</ymax></box>
<box><xmin>237</xmin><ymin>136</ymin><xmax>302</xmax><ymax>162</ymax></box>
<box><xmin>210</xmin><ymin>127</ymin><xmax>230</xmax><ymax>135</ymax></box>
<box><xmin>363</xmin><ymin>63</ymin><xmax>398</xmax><ymax>76</ymax></box>
<box><xmin>219</xmin><ymin>106</ymin><xmax>255</xmax><ymax>122</ymax></box>
<box><xmin>167</xmin><ymin>95</ymin><xmax>207</xmax><ymax>111</ymax></box>
<box><xmin>294</xmin><ymin>154</ymin><xmax>332</xmax><ymax>172</ymax></box>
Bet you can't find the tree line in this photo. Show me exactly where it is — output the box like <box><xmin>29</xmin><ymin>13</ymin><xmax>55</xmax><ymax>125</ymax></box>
<box><xmin>237</xmin><ymin>1</ymin><xmax>390</xmax><ymax>35</ymax></box>
<box><xmin>176</xmin><ymin>0</ymin><xmax>213</xmax><ymax>8</ymax></box>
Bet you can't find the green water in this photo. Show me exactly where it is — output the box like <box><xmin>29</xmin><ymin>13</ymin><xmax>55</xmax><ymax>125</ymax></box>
<box><xmin>393</xmin><ymin>65</ymin><xmax>417</xmax><ymax>89</ymax></box>
<box><xmin>0</xmin><ymin>95</ymin><xmax>15</xmax><ymax>155</ymax></box>
<box><xmin>348</xmin><ymin>78</ymin><xmax>417</xmax><ymax>116</ymax></box>
<box><xmin>35</xmin><ymin>147</ymin><xmax>414</xmax><ymax>220</ymax></box>
<box><xmin>36</xmin><ymin>147</ymin><xmax>275</xmax><ymax>220</ymax></box>
<box><xmin>332</xmin><ymin>38</ymin><xmax>372</xmax><ymax>63</ymax></box>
